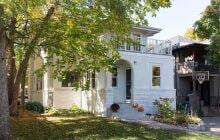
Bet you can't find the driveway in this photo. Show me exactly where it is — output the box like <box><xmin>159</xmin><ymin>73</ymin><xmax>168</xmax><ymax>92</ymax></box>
<box><xmin>202</xmin><ymin>117</ymin><xmax>220</xmax><ymax>136</ymax></box>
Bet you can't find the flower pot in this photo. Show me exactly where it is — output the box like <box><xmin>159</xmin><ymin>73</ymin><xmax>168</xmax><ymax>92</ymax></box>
<box><xmin>138</xmin><ymin>107</ymin><xmax>144</xmax><ymax>112</ymax></box>
<box><xmin>132</xmin><ymin>103</ymin><xmax>139</xmax><ymax>108</ymax></box>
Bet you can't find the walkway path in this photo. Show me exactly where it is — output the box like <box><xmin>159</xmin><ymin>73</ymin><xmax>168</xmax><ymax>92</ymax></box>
<box><xmin>202</xmin><ymin>117</ymin><xmax>220</xmax><ymax>136</ymax></box>
<box><xmin>122</xmin><ymin>118</ymin><xmax>220</xmax><ymax>136</ymax></box>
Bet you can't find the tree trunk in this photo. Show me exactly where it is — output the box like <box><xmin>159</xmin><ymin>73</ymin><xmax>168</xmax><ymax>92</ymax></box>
<box><xmin>6</xmin><ymin>38</ymin><xmax>16</xmax><ymax>106</ymax></box>
<box><xmin>20</xmin><ymin>66</ymin><xmax>27</xmax><ymax>106</ymax></box>
<box><xmin>7</xmin><ymin>4</ymin><xmax>57</xmax><ymax>115</ymax></box>
<box><xmin>6</xmin><ymin>17</ymin><xmax>17</xmax><ymax>106</ymax></box>
<box><xmin>9</xmin><ymin>83</ymin><xmax>20</xmax><ymax>116</ymax></box>
<box><xmin>9</xmin><ymin>50</ymin><xmax>30</xmax><ymax>115</ymax></box>
<box><xmin>0</xmin><ymin>5</ymin><xmax>12</xmax><ymax>139</ymax></box>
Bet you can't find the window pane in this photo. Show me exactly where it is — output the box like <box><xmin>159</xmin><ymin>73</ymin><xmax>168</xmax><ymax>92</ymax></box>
<box><xmin>62</xmin><ymin>80</ymin><xmax>68</xmax><ymax>87</ymax></box>
<box><xmin>61</xmin><ymin>71</ymin><xmax>80</xmax><ymax>87</ymax></box>
<box><xmin>152</xmin><ymin>77</ymin><xmax>160</xmax><ymax>87</ymax></box>
<box><xmin>36</xmin><ymin>77</ymin><xmax>42</xmax><ymax>90</ymax></box>
<box><xmin>112</xmin><ymin>78</ymin><xmax>117</xmax><ymax>87</ymax></box>
<box><xmin>112</xmin><ymin>68</ymin><xmax>117</xmax><ymax>77</ymax></box>
<box><xmin>112</xmin><ymin>68</ymin><xmax>117</xmax><ymax>87</ymax></box>
<box><xmin>153</xmin><ymin>67</ymin><xmax>160</xmax><ymax>76</ymax></box>
<box><xmin>92</xmin><ymin>72</ymin><xmax>96</xmax><ymax>88</ymax></box>
<box><xmin>132</xmin><ymin>33</ymin><xmax>141</xmax><ymax>42</ymax></box>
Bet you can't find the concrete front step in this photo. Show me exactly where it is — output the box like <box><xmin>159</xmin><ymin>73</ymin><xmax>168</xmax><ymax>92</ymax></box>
<box><xmin>111</xmin><ymin>103</ymin><xmax>145</xmax><ymax>120</ymax></box>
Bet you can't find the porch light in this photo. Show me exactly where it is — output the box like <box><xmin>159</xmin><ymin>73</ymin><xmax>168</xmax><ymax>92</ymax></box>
<box><xmin>134</xmin><ymin>61</ymin><xmax>137</xmax><ymax>64</ymax></box>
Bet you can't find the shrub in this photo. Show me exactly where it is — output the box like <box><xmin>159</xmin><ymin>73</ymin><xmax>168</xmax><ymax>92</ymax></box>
<box><xmin>194</xmin><ymin>109</ymin><xmax>204</xmax><ymax>117</ymax></box>
<box><xmin>45</xmin><ymin>105</ymin><xmax>89</xmax><ymax>116</ymax></box>
<box><xmin>70</xmin><ymin>104</ymin><xmax>87</xmax><ymax>114</ymax></box>
<box><xmin>153</xmin><ymin>98</ymin><xmax>201</xmax><ymax>126</ymax></box>
<box><xmin>24</xmin><ymin>101</ymin><xmax>44</xmax><ymax>113</ymax></box>
<box><xmin>153</xmin><ymin>97</ymin><xmax>175</xmax><ymax>118</ymax></box>
<box><xmin>111</xmin><ymin>103</ymin><xmax>120</xmax><ymax>112</ymax></box>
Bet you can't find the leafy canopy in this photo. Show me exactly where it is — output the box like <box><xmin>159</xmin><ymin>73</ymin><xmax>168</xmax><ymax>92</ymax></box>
<box><xmin>0</xmin><ymin>0</ymin><xmax>171</xmax><ymax>88</ymax></box>
<box><xmin>194</xmin><ymin>0</ymin><xmax>220</xmax><ymax>39</ymax></box>
<box><xmin>184</xmin><ymin>28</ymin><xmax>203</xmax><ymax>41</ymax></box>
<box><xmin>194</xmin><ymin>0</ymin><xmax>220</xmax><ymax>66</ymax></box>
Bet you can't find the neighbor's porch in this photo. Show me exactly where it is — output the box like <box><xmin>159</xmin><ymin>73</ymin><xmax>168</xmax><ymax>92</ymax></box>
<box><xmin>176</xmin><ymin>74</ymin><xmax>220</xmax><ymax>116</ymax></box>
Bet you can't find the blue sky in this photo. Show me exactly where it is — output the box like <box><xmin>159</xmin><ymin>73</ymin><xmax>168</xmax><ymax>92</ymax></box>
<box><xmin>147</xmin><ymin>0</ymin><xmax>210</xmax><ymax>40</ymax></box>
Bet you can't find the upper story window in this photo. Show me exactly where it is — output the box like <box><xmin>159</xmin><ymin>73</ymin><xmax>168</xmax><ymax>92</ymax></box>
<box><xmin>110</xmin><ymin>35</ymin><xmax>125</xmax><ymax>50</ymax></box>
<box><xmin>132</xmin><ymin>33</ymin><xmax>141</xmax><ymax>51</ymax></box>
<box><xmin>112</xmin><ymin>68</ymin><xmax>118</xmax><ymax>87</ymax></box>
<box><xmin>62</xmin><ymin>71</ymin><xmax>80</xmax><ymax>87</ymax></box>
<box><xmin>111</xmin><ymin>33</ymin><xmax>142</xmax><ymax>52</ymax></box>
<box><xmin>152</xmin><ymin>66</ymin><xmax>160</xmax><ymax>87</ymax></box>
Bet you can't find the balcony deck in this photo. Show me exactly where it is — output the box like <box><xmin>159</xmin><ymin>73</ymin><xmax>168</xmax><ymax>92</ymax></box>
<box><xmin>176</xmin><ymin>61</ymin><xmax>219</xmax><ymax>75</ymax></box>
<box><xmin>116</xmin><ymin>39</ymin><xmax>172</xmax><ymax>56</ymax></box>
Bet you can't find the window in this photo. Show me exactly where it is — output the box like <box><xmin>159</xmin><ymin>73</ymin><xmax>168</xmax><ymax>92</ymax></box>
<box><xmin>132</xmin><ymin>33</ymin><xmax>141</xmax><ymax>51</ymax></box>
<box><xmin>111</xmin><ymin>35</ymin><xmax>125</xmax><ymax>50</ymax></box>
<box><xmin>36</xmin><ymin>77</ymin><xmax>43</xmax><ymax>90</ymax></box>
<box><xmin>152</xmin><ymin>66</ymin><xmax>160</xmax><ymax>87</ymax></box>
<box><xmin>91</xmin><ymin>71</ymin><xmax>96</xmax><ymax>89</ymax></box>
<box><xmin>62</xmin><ymin>71</ymin><xmax>80</xmax><ymax>87</ymax></box>
<box><xmin>112</xmin><ymin>68</ymin><xmax>118</xmax><ymax>87</ymax></box>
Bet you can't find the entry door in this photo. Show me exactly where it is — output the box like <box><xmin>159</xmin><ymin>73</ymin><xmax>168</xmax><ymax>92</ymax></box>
<box><xmin>201</xmin><ymin>81</ymin><xmax>210</xmax><ymax>106</ymax></box>
<box><xmin>126</xmin><ymin>69</ymin><xmax>131</xmax><ymax>100</ymax></box>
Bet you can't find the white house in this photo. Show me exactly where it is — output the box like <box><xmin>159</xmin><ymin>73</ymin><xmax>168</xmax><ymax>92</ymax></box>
<box><xmin>28</xmin><ymin>26</ymin><xmax>176</xmax><ymax>119</ymax></box>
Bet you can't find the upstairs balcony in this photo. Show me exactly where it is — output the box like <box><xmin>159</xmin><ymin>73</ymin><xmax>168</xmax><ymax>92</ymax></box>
<box><xmin>176</xmin><ymin>61</ymin><xmax>218</xmax><ymax>75</ymax></box>
<box><xmin>115</xmin><ymin>38</ymin><xmax>172</xmax><ymax>55</ymax></box>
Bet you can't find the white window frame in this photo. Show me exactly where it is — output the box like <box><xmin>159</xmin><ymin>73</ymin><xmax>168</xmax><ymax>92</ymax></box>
<box><xmin>112</xmin><ymin>67</ymin><xmax>118</xmax><ymax>87</ymax></box>
<box><xmin>151</xmin><ymin>65</ymin><xmax>161</xmax><ymax>88</ymax></box>
<box><xmin>131</xmin><ymin>33</ymin><xmax>141</xmax><ymax>52</ymax></box>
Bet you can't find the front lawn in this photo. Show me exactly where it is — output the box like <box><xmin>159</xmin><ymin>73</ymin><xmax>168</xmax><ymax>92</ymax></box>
<box><xmin>11</xmin><ymin>109</ymin><xmax>220</xmax><ymax>140</ymax></box>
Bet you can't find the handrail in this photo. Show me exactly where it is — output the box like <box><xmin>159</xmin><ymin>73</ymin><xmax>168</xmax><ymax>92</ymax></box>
<box><xmin>116</xmin><ymin>38</ymin><xmax>172</xmax><ymax>55</ymax></box>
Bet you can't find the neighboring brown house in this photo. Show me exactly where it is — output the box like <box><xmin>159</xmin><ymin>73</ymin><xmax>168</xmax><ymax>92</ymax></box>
<box><xmin>170</xmin><ymin>36</ymin><xmax>220</xmax><ymax>116</ymax></box>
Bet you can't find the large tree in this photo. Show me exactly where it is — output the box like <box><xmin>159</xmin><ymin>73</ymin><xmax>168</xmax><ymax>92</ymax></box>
<box><xmin>0</xmin><ymin>4</ymin><xmax>11</xmax><ymax>140</ymax></box>
<box><xmin>184</xmin><ymin>28</ymin><xmax>203</xmax><ymax>41</ymax></box>
<box><xmin>194</xmin><ymin>0</ymin><xmax>220</xmax><ymax>66</ymax></box>
<box><xmin>0</xmin><ymin>0</ymin><xmax>171</xmax><ymax>115</ymax></box>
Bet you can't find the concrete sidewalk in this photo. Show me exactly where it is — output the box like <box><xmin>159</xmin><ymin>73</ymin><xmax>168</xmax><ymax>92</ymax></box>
<box><xmin>122</xmin><ymin>118</ymin><xmax>220</xmax><ymax>136</ymax></box>
<box><xmin>202</xmin><ymin>117</ymin><xmax>220</xmax><ymax>136</ymax></box>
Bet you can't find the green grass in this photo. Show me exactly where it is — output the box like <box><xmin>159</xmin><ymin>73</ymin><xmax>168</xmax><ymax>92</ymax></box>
<box><xmin>11</xmin><ymin>109</ymin><xmax>220</xmax><ymax>140</ymax></box>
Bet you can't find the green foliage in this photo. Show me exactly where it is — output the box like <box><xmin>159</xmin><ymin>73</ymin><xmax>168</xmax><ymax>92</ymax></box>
<box><xmin>1</xmin><ymin>0</ymin><xmax>172</xmax><ymax>90</ymax></box>
<box><xmin>194</xmin><ymin>0</ymin><xmax>220</xmax><ymax>39</ymax></box>
<box><xmin>153</xmin><ymin>97</ymin><xmax>175</xmax><ymax>118</ymax></box>
<box><xmin>153</xmin><ymin>98</ymin><xmax>201</xmax><ymax>126</ymax></box>
<box><xmin>206</xmin><ymin>34</ymin><xmax>220</xmax><ymax>67</ymax></box>
<box><xmin>24</xmin><ymin>101</ymin><xmax>44</xmax><ymax>113</ymax></box>
<box><xmin>70</xmin><ymin>104</ymin><xmax>88</xmax><ymax>114</ymax></box>
<box><xmin>194</xmin><ymin>0</ymin><xmax>220</xmax><ymax>66</ymax></box>
<box><xmin>184</xmin><ymin>28</ymin><xmax>203</xmax><ymax>41</ymax></box>
<box><xmin>45</xmin><ymin>105</ymin><xmax>89</xmax><ymax>116</ymax></box>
